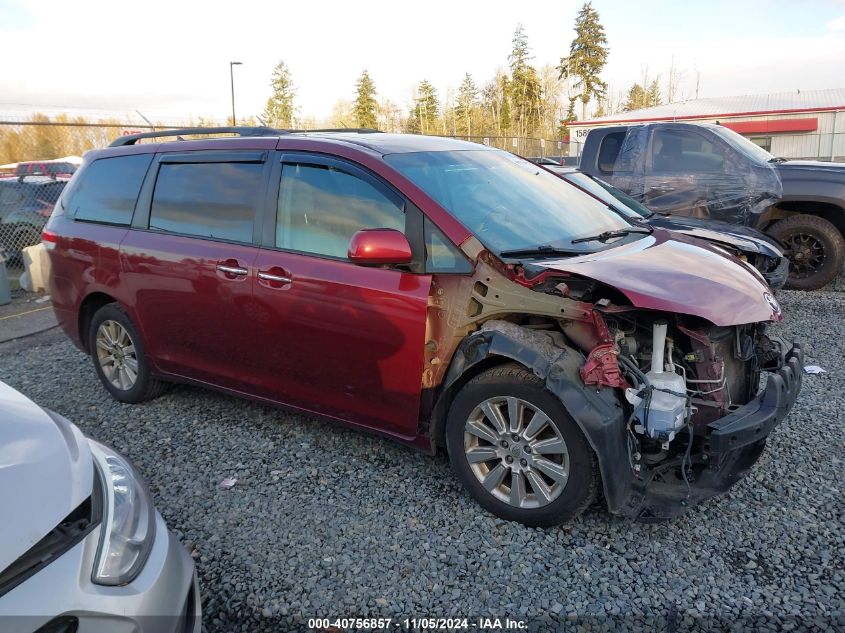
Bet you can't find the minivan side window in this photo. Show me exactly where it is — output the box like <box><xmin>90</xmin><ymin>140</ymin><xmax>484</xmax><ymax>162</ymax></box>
<box><xmin>69</xmin><ymin>154</ymin><xmax>152</xmax><ymax>225</ymax></box>
<box><xmin>424</xmin><ymin>217</ymin><xmax>472</xmax><ymax>273</ymax></box>
<box><xmin>276</xmin><ymin>162</ymin><xmax>404</xmax><ymax>259</ymax></box>
<box><xmin>149</xmin><ymin>162</ymin><xmax>263</xmax><ymax>243</ymax></box>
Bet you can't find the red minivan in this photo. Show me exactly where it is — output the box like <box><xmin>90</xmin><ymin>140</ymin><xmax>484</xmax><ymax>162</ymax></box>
<box><xmin>45</xmin><ymin>128</ymin><xmax>802</xmax><ymax>526</ymax></box>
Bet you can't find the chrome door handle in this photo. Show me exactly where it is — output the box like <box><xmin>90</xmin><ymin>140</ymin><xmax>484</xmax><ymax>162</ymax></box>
<box><xmin>217</xmin><ymin>264</ymin><xmax>248</xmax><ymax>275</ymax></box>
<box><xmin>258</xmin><ymin>271</ymin><xmax>292</xmax><ymax>283</ymax></box>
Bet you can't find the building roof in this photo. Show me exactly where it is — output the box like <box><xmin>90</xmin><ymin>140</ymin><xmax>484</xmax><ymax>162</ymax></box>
<box><xmin>569</xmin><ymin>88</ymin><xmax>845</xmax><ymax>126</ymax></box>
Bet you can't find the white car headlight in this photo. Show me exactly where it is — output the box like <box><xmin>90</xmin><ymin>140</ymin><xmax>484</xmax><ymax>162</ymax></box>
<box><xmin>88</xmin><ymin>441</ymin><xmax>156</xmax><ymax>585</ymax></box>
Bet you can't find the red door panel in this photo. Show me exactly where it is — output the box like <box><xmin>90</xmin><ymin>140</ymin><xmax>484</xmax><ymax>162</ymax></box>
<box><xmin>119</xmin><ymin>230</ymin><xmax>259</xmax><ymax>391</ymax></box>
<box><xmin>251</xmin><ymin>249</ymin><xmax>431</xmax><ymax>438</ymax></box>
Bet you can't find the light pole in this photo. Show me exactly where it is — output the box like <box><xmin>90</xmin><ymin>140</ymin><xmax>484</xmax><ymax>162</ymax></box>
<box><xmin>229</xmin><ymin>61</ymin><xmax>243</xmax><ymax>126</ymax></box>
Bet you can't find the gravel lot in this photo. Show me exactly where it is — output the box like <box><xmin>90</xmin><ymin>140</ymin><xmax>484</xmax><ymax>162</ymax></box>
<box><xmin>1</xmin><ymin>289</ymin><xmax>843</xmax><ymax>632</ymax></box>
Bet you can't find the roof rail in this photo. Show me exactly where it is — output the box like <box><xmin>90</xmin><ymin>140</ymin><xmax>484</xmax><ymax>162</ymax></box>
<box><xmin>293</xmin><ymin>128</ymin><xmax>382</xmax><ymax>134</ymax></box>
<box><xmin>109</xmin><ymin>126</ymin><xmax>288</xmax><ymax>147</ymax></box>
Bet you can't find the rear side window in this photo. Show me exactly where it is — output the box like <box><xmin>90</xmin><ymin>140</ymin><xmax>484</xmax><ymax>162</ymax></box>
<box><xmin>597</xmin><ymin>132</ymin><xmax>625</xmax><ymax>173</ymax></box>
<box><xmin>69</xmin><ymin>154</ymin><xmax>152</xmax><ymax>225</ymax></box>
<box><xmin>149</xmin><ymin>162</ymin><xmax>263</xmax><ymax>243</ymax></box>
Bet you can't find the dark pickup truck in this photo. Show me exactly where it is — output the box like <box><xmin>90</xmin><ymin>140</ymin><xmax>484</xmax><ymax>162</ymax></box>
<box><xmin>579</xmin><ymin>122</ymin><xmax>845</xmax><ymax>290</ymax></box>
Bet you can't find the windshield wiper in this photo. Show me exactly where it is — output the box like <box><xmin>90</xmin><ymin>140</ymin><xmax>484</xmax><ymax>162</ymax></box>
<box><xmin>499</xmin><ymin>245</ymin><xmax>579</xmax><ymax>258</ymax></box>
<box><xmin>570</xmin><ymin>227</ymin><xmax>652</xmax><ymax>244</ymax></box>
<box><xmin>768</xmin><ymin>156</ymin><xmax>788</xmax><ymax>163</ymax></box>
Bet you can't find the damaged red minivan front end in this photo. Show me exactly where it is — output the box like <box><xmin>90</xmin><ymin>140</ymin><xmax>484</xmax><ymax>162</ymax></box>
<box><xmin>428</xmin><ymin>229</ymin><xmax>802</xmax><ymax>521</ymax></box>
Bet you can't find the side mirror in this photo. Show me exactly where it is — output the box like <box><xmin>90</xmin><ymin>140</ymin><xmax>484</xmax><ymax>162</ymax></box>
<box><xmin>348</xmin><ymin>228</ymin><xmax>413</xmax><ymax>265</ymax></box>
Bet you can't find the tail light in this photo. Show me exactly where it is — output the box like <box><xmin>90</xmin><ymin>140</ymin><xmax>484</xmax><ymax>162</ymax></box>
<box><xmin>41</xmin><ymin>228</ymin><xmax>59</xmax><ymax>250</ymax></box>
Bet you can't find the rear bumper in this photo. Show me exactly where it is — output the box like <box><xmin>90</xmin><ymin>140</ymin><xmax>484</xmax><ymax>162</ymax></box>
<box><xmin>617</xmin><ymin>342</ymin><xmax>803</xmax><ymax>522</ymax></box>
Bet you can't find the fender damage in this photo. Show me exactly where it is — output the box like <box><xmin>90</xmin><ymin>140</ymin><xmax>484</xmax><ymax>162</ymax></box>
<box><xmin>422</xmin><ymin>236</ymin><xmax>802</xmax><ymax>521</ymax></box>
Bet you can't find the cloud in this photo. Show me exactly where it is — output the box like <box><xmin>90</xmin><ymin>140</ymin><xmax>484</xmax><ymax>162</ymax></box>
<box><xmin>828</xmin><ymin>15</ymin><xmax>845</xmax><ymax>30</ymax></box>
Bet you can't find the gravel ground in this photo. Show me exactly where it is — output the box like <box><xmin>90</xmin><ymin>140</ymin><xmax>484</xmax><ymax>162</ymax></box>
<box><xmin>1</xmin><ymin>289</ymin><xmax>843</xmax><ymax>632</ymax></box>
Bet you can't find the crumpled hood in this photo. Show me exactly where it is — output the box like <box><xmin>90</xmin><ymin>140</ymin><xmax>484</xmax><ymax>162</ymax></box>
<box><xmin>536</xmin><ymin>232</ymin><xmax>782</xmax><ymax>326</ymax></box>
<box><xmin>647</xmin><ymin>215</ymin><xmax>784</xmax><ymax>259</ymax></box>
<box><xmin>0</xmin><ymin>381</ymin><xmax>92</xmax><ymax>574</ymax></box>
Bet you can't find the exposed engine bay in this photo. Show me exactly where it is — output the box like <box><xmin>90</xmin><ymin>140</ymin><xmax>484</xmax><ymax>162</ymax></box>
<box><xmin>427</xmin><ymin>241</ymin><xmax>802</xmax><ymax>521</ymax></box>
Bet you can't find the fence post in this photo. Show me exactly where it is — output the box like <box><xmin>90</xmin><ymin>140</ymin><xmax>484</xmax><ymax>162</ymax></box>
<box><xmin>0</xmin><ymin>256</ymin><xmax>11</xmax><ymax>306</ymax></box>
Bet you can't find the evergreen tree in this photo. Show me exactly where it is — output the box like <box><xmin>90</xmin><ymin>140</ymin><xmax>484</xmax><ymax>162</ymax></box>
<box><xmin>559</xmin><ymin>97</ymin><xmax>578</xmax><ymax>139</ymax></box>
<box><xmin>558</xmin><ymin>2</ymin><xmax>609</xmax><ymax>120</ymax></box>
<box><xmin>455</xmin><ymin>73</ymin><xmax>478</xmax><ymax>136</ymax></box>
<box><xmin>509</xmin><ymin>24</ymin><xmax>543</xmax><ymax>137</ymax></box>
<box><xmin>408</xmin><ymin>80</ymin><xmax>439</xmax><ymax>134</ymax></box>
<box><xmin>262</xmin><ymin>61</ymin><xmax>296</xmax><ymax>128</ymax></box>
<box><xmin>353</xmin><ymin>70</ymin><xmax>378</xmax><ymax>129</ymax></box>
<box><xmin>646</xmin><ymin>79</ymin><xmax>662</xmax><ymax>107</ymax></box>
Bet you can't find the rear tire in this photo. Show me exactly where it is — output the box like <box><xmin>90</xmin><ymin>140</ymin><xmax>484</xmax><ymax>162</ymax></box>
<box><xmin>88</xmin><ymin>303</ymin><xmax>167</xmax><ymax>403</ymax></box>
<box><xmin>445</xmin><ymin>364</ymin><xmax>599</xmax><ymax>527</ymax></box>
<box><xmin>769</xmin><ymin>215</ymin><xmax>845</xmax><ymax>290</ymax></box>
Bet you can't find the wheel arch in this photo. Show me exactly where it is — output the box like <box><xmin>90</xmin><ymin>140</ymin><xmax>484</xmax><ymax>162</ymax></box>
<box><xmin>78</xmin><ymin>291</ymin><xmax>119</xmax><ymax>352</ymax></box>
<box><xmin>762</xmin><ymin>199</ymin><xmax>845</xmax><ymax>238</ymax></box>
<box><xmin>428</xmin><ymin>320</ymin><xmax>634</xmax><ymax>514</ymax></box>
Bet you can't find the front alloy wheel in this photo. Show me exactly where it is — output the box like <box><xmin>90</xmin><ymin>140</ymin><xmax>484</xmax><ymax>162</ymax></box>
<box><xmin>446</xmin><ymin>364</ymin><xmax>599</xmax><ymax>527</ymax></box>
<box><xmin>464</xmin><ymin>396</ymin><xmax>570</xmax><ymax>509</ymax></box>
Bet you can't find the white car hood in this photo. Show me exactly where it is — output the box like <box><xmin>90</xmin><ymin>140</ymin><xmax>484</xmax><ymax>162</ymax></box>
<box><xmin>0</xmin><ymin>381</ymin><xmax>93</xmax><ymax>574</ymax></box>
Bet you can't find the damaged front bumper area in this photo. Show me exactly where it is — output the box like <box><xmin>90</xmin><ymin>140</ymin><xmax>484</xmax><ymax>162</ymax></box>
<box><xmin>616</xmin><ymin>341</ymin><xmax>803</xmax><ymax>522</ymax></box>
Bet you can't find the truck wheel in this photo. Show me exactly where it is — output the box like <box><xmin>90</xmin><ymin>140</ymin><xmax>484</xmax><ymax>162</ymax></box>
<box><xmin>769</xmin><ymin>215</ymin><xmax>845</xmax><ymax>290</ymax></box>
<box><xmin>445</xmin><ymin>364</ymin><xmax>599</xmax><ymax>527</ymax></box>
<box><xmin>88</xmin><ymin>303</ymin><xmax>168</xmax><ymax>403</ymax></box>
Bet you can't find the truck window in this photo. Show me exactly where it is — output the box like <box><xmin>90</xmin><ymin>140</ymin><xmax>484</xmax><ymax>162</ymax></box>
<box><xmin>597</xmin><ymin>132</ymin><xmax>626</xmax><ymax>173</ymax></box>
<box><xmin>651</xmin><ymin>129</ymin><xmax>725</xmax><ymax>173</ymax></box>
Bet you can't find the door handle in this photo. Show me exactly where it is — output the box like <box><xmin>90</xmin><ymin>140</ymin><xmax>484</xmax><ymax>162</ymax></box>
<box><xmin>257</xmin><ymin>271</ymin><xmax>293</xmax><ymax>284</ymax></box>
<box><xmin>217</xmin><ymin>264</ymin><xmax>248</xmax><ymax>276</ymax></box>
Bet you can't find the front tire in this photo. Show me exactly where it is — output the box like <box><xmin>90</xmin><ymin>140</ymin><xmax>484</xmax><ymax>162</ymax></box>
<box><xmin>88</xmin><ymin>303</ymin><xmax>167</xmax><ymax>403</ymax></box>
<box><xmin>445</xmin><ymin>364</ymin><xmax>599</xmax><ymax>527</ymax></box>
<box><xmin>769</xmin><ymin>215</ymin><xmax>845</xmax><ymax>290</ymax></box>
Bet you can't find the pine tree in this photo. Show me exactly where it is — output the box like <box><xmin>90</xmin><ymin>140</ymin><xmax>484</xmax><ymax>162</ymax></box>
<box><xmin>263</xmin><ymin>61</ymin><xmax>296</xmax><ymax>128</ymax></box>
<box><xmin>353</xmin><ymin>70</ymin><xmax>378</xmax><ymax>129</ymax></box>
<box><xmin>559</xmin><ymin>97</ymin><xmax>578</xmax><ymax>139</ymax></box>
<box><xmin>455</xmin><ymin>73</ymin><xmax>478</xmax><ymax>136</ymax></box>
<box><xmin>408</xmin><ymin>80</ymin><xmax>439</xmax><ymax>134</ymax></box>
<box><xmin>509</xmin><ymin>24</ymin><xmax>543</xmax><ymax>137</ymax></box>
<box><xmin>646</xmin><ymin>79</ymin><xmax>662</xmax><ymax>107</ymax></box>
<box><xmin>558</xmin><ymin>2</ymin><xmax>609</xmax><ymax>120</ymax></box>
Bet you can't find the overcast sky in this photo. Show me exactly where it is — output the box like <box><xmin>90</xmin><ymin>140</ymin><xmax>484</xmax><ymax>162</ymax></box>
<box><xmin>1</xmin><ymin>0</ymin><xmax>844</xmax><ymax>124</ymax></box>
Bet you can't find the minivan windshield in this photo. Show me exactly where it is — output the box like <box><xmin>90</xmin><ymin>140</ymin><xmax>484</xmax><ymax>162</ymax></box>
<box><xmin>384</xmin><ymin>150</ymin><xmax>634</xmax><ymax>255</ymax></box>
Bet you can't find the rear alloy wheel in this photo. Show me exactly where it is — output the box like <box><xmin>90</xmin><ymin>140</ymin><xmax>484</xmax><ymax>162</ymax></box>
<box><xmin>95</xmin><ymin>320</ymin><xmax>139</xmax><ymax>391</ymax></box>
<box><xmin>446</xmin><ymin>364</ymin><xmax>599</xmax><ymax>527</ymax></box>
<box><xmin>769</xmin><ymin>215</ymin><xmax>845</xmax><ymax>290</ymax></box>
<box><xmin>89</xmin><ymin>303</ymin><xmax>167</xmax><ymax>403</ymax></box>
